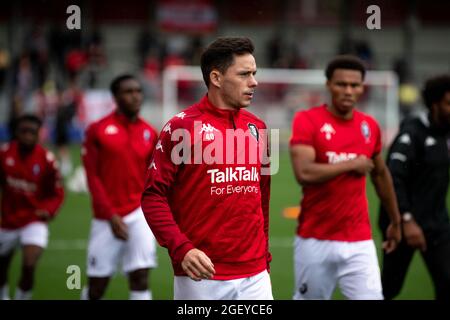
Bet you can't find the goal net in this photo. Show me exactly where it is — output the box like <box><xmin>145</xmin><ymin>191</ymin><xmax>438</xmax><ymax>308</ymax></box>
<box><xmin>162</xmin><ymin>66</ymin><xmax>399</xmax><ymax>148</ymax></box>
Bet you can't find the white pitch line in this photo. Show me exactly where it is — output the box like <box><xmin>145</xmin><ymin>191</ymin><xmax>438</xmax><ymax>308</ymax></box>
<box><xmin>47</xmin><ymin>237</ymin><xmax>295</xmax><ymax>251</ymax></box>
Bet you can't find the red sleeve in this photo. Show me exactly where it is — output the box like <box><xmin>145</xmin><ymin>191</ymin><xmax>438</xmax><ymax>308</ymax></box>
<box><xmin>289</xmin><ymin>111</ymin><xmax>315</xmax><ymax>146</ymax></box>
<box><xmin>147</xmin><ymin>126</ymin><xmax>159</xmax><ymax>166</ymax></box>
<box><xmin>373</xmin><ymin>121</ymin><xmax>382</xmax><ymax>156</ymax></box>
<box><xmin>37</xmin><ymin>155</ymin><xmax>65</xmax><ymax>217</ymax></box>
<box><xmin>141</xmin><ymin>120</ymin><xmax>195</xmax><ymax>265</ymax></box>
<box><xmin>82</xmin><ymin>124</ymin><xmax>115</xmax><ymax>220</ymax></box>
<box><xmin>259</xmin><ymin>125</ymin><xmax>272</xmax><ymax>271</ymax></box>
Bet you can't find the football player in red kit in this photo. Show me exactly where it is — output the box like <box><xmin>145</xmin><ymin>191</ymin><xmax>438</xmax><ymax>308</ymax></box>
<box><xmin>81</xmin><ymin>74</ymin><xmax>158</xmax><ymax>300</ymax></box>
<box><xmin>289</xmin><ymin>55</ymin><xmax>402</xmax><ymax>300</ymax></box>
<box><xmin>0</xmin><ymin>114</ymin><xmax>64</xmax><ymax>300</ymax></box>
<box><xmin>141</xmin><ymin>37</ymin><xmax>273</xmax><ymax>300</ymax></box>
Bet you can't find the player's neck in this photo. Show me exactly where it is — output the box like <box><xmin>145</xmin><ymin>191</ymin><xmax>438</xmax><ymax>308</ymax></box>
<box><xmin>117</xmin><ymin>109</ymin><xmax>138</xmax><ymax>122</ymax></box>
<box><xmin>18</xmin><ymin>144</ymin><xmax>35</xmax><ymax>157</ymax></box>
<box><xmin>207</xmin><ymin>90</ymin><xmax>239</xmax><ymax>111</ymax></box>
<box><xmin>327</xmin><ymin>104</ymin><xmax>354</xmax><ymax>120</ymax></box>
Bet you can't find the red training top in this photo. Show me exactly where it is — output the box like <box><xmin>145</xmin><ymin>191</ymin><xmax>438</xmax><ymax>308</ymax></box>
<box><xmin>142</xmin><ymin>95</ymin><xmax>271</xmax><ymax>280</ymax></box>
<box><xmin>0</xmin><ymin>141</ymin><xmax>64</xmax><ymax>229</ymax></box>
<box><xmin>82</xmin><ymin>111</ymin><xmax>158</xmax><ymax>220</ymax></box>
<box><xmin>290</xmin><ymin>104</ymin><xmax>382</xmax><ymax>241</ymax></box>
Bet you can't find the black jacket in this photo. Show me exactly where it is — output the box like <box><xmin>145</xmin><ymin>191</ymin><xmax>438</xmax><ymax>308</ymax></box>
<box><xmin>379</xmin><ymin>111</ymin><xmax>450</xmax><ymax>243</ymax></box>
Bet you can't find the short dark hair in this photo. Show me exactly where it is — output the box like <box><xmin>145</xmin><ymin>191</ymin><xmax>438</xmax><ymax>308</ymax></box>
<box><xmin>110</xmin><ymin>74</ymin><xmax>138</xmax><ymax>96</ymax></box>
<box><xmin>200</xmin><ymin>37</ymin><xmax>255</xmax><ymax>88</ymax></box>
<box><xmin>325</xmin><ymin>55</ymin><xmax>366</xmax><ymax>80</ymax></box>
<box><xmin>422</xmin><ymin>74</ymin><xmax>450</xmax><ymax>110</ymax></box>
<box><xmin>16</xmin><ymin>114</ymin><xmax>42</xmax><ymax>128</ymax></box>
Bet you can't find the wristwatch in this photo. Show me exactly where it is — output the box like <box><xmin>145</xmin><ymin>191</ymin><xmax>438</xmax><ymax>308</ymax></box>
<box><xmin>402</xmin><ymin>212</ymin><xmax>413</xmax><ymax>223</ymax></box>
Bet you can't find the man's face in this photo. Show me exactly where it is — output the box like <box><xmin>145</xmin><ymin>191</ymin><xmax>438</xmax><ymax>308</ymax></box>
<box><xmin>218</xmin><ymin>53</ymin><xmax>258</xmax><ymax>109</ymax></box>
<box><xmin>115</xmin><ymin>78</ymin><xmax>143</xmax><ymax>117</ymax></box>
<box><xmin>326</xmin><ymin>69</ymin><xmax>364</xmax><ymax>114</ymax></box>
<box><xmin>434</xmin><ymin>91</ymin><xmax>450</xmax><ymax>128</ymax></box>
<box><xmin>16</xmin><ymin>121</ymin><xmax>39</xmax><ymax>149</ymax></box>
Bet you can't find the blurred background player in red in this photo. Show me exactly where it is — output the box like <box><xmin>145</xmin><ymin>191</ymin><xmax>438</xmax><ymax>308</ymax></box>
<box><xmin>81</xmin><ymin>74</ymin><xmax>158</xmax><ymax>300</ymax></box>
<box><xmin>0</xmin><ymin>114</ymin><xmax>64</xmax><ymax>300</ymax></box>
<box><xmin>289</xmin><ymin>55</ymin><xmax>402</xmax><ymax>300</ymax></box>
<box><xmin>141</xmin><ymin>37</ymin><xmax>272</xmax><ymax>300</ymax></box>
<box><xmin>379</xmin><ymin>75</ymin><xmax>450</xmax><ymax>300</ymax></box>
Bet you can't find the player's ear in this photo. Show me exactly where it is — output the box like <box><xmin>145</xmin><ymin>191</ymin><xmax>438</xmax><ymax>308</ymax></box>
<box><xmin>210</xmin><ymin>70</ymin><xmax>221</xmax><ymax>88</ymax></box>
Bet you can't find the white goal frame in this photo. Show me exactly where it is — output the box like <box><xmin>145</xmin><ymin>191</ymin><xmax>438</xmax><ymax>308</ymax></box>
<box><xmin>162</xmin><ymin>66</ymin><xmax>399</xmax><ymax>145</ymax></box>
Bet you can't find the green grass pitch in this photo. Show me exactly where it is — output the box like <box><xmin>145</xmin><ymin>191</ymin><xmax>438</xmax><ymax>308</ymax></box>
<box><xmin>5</xmin><ymin>146</ymin><xmax>446</xmax><ymax>300</ymax></box>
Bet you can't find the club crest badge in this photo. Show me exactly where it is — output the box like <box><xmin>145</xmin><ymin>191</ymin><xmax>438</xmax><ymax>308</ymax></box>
<box><xmin>248</xmin><ymin>123</ymin><xmax>259</xmax><ymax>141</ymax></box>
<box><xmin>33</xmin><ymin>164</ymin><xmax>40</xmax><ymax>175</ymax></box>
<box><xmin>143</xmin><ymin>129</ymin><xmax>151</xmax><ymax>142</ymax></box>
<box><xmin>361</xmin><ymin>121</ymin><xmax>371</xmax><ymax>143</ymax></box>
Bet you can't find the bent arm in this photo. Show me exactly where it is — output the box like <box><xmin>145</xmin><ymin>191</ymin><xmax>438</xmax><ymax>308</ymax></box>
<box><xmin>289</xmin><ymin>144</ymin><xmax>355</xmax><ymax>186</ymax></box>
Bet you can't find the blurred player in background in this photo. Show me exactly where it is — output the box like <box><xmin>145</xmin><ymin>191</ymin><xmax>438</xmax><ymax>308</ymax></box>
<box><xmin>379</xmin><ymin>75</ymin><xmax>450</xmax><ymax>300</ymax></box>
<box><xmin>141</xmin><ymin>37</ymin><xmax>272</xmax><ymax>300</ymax></box>
<box><xmin>81</xmin><ymin>74</ymin><xmax>158</xmax><ymax>300</ymax></box>
<box><xmin>0</xmin><ymin>114</ymin><xmax>64</xmax><ymax>300</ymax></box>
<box><xmin>289</xmin><ymin>55</ymin><xmax>402</xmax><ymax>300</ymax></box>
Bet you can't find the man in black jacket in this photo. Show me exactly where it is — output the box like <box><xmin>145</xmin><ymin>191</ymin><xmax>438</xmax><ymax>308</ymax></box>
<box><xmin>379</xmin><ymin>74</ymin><xmax>450</xmax><ymax>300</ymax></box>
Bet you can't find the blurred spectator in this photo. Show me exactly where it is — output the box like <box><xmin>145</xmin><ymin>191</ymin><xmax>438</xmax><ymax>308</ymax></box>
<box><xmin>0</xmin><ymin>48</ymin><xmax>10</xmax><ymax>90</ymax></box>
<box><xmin>137</xmin><ymin>29</ymin><xmax>158</xmax><ymax>67</ymax></box>
<box><xmin>55</xmin><ymin>75</ymin><xmax>84</xmax><ymax>177</ymax></box>
<box><xmin>266</xmin><ymin>34</ymin><xmax>284</xmax><ymax>67</ymax></box>
<box><xmin>393</xmin><ymin>57</ymin><xmax>420</xmax><ymax>117</ymax></box>
<box><xmin>185</xmin><ymin>36</ymin><xmax>204</xmax><ymax>65</ymax></box>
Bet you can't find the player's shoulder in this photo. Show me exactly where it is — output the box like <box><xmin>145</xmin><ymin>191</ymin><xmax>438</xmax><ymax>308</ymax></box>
<box><xmin>0</xmin><ymin>142</ymin><xmax>12</xmax><ymax>154</ymax></box>
<box><xmin>293</xmin><ymin>105</ymin><xmax>326</xmax><ymax>124</ymax></box>
<box><xmin>400</xmin><ymin>111</ymin><xmax>429</xmax><ymax>133</ymax></box>
<box><xmin>164</xmin><ymin>104</ymin><xmax>204</xmax><ymax>131</ymax></box>
<box><xmin>355</xmin><ymin>109</ymin><xmax>380</xmax><ymax>128</ymax></box>
<box><xmin>395</xmin><ymin>111</ymin><xmax>429</xmax><ymax>145</ymax></box>
<box><xmin>239</xmin><ymin>109</ymin><xmax>267</xmax><ymax>129</ymax></box>
<box><xmin>33</xmin><ymin>144</ymin><xmax>57</xmax><ymax>164</ymax></box>
<box><xmin>85</xmin><ymin>112</ymin><xmax>115</xmax><ymax>133</ymax></box>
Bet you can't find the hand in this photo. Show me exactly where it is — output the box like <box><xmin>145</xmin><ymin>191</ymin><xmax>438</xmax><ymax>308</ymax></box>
<box><xmin>383</xmin><ymin>222</ymin><xmax>402</xmax><ymax>253</ymax></box>
<box><xmin>181</xmin><ymin>249</ymin><xmax>215</xmax><ymax>281</ymax></box>
<box><xmin>109</xmin><ymin>214</ymin><xmax>128</xmax><ymax>241</ymax></box>
<box><xmin>403</xmin><ymin>220</ymin><xmax>427</xmax><ymax>251</ymax></box>
<box><xmin>351</xmin><ymin>155</ymin><xmax>374</xmax><ymax>175</ymax></box>
<box><xmin>35</xmin><ymin>209</ymin><xmax>51</xmax><ymax>222</ymax></box>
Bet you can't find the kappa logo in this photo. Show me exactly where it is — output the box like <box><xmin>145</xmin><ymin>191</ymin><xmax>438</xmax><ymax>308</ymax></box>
<box><xmin>425</xmin><ymin>136</ymin><xmax>436</xmax><ymax>147</ymax></box>
<box><xmin>149</xmin><ymin>160</ymin><xmax>157</xmax><ymax>170</ymax></box>
<box><xmin>199</xmin><ymin>123</ymin><xmax>218</xmax><ymax>141</ymax></box>
<box><xmin>176</xmin><ymin>112</ymin><xmax>186</xmax><ymax>119</ymax></box>
<box><xmin>320</xmin><ymin>123</ymin><xmax>336</xmax><ymax>140</ymax></box>
<box><xmin>248</xmin><ymin>123</ymin><xmax>259</xmax><ymax>141</ymax></box>
<box><xmin>156</xmin><ymin>140</ymin><xmax>163</xmax><ymax>152</ymax></box>
<box><xmin>399</xmin><ymin>133</ymin><xmax>411</xmax><ymax>145</ymax></box>
<box><xmin>163</xmin><ymin>123</ymin><xmax>172</xmax><ymax>135</ymax></box>
<box><xmin>5</xmin><ymin>157</ymin><xmax>14</xmax><ymax>167</ymax></box>
<box><xmin>105</xmin><ymin>125</ymin><xmax>118</xmax><ymax>135</ymax></box>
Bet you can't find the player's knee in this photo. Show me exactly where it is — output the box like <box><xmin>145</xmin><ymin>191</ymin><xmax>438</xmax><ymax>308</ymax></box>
<box><xmin>88</xmin><ymin>285</ymin><xmax>106</xmax><ymax>300</ymax></box>
<box><xmin>129</xmin><ymin>269</ymin><xmax>149</xmax><ymax>291</ymax></box>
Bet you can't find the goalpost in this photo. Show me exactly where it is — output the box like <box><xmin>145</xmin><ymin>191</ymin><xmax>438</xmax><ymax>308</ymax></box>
<box><xmin>162</xmin><ymin>66</ymin><xmax>399</xmax><ymax>147</ymax></box>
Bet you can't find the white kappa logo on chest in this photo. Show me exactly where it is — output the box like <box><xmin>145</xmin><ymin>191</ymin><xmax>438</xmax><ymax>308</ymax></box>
<box><xmin>105</xmin><ymin>125</ymin><xmax>119</xmax><ymax>135</ymax></box>
<box><xmin>320</xmin><ymin>123</ymin><xmax>336</xmax><ymax>140</ymax></box>
<box><xmin>199</xmin><ymin>123</ymin><xmax>218</xmax><ymax>141</ymax></box>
